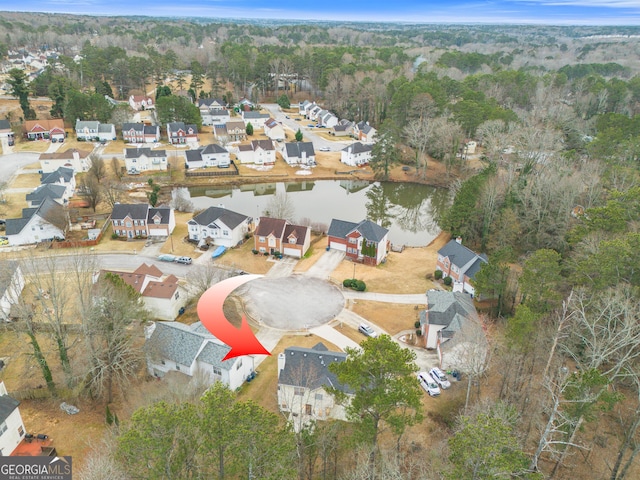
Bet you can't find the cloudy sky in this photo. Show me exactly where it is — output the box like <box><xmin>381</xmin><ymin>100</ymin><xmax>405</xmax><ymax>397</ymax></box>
<box><xmin>5</xmin><ymin>0</ymin><xmax>640</xmax><ymax>25</ymax></box>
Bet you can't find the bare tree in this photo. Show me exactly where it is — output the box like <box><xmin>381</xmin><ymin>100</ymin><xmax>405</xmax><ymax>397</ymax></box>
<box><xmin>185</xmin><ymin>263</ymin><xmax>234</xmax><ymax>301</ymax></box>
<box><xmin>111</xmin><ymin>156</ymin><xmax>123</xmax><ymax>180</ymax></box>
<box><xmin>83</xmin><ymin>272</ymin><xmax>149</xmax><ymax>402</ymax></box>
<box><xmin>80</xmin><ymin>173</ymin><xmax>102</xmax><ymax>212</ymax></box>
<box><xmin>78</xmin><ymin>436</ymin><xmax>128</xmax><ymax>480</ymax></box>
<box><xmin>170</xmin><ymin>187</ymin><xmax>195</xmax><ymax>213</ymax></box>
<box><xmin>88</xmin><ymin>155</ymin><xmax>107</xmax><ymax>183</ymax></box>
<box><xmin>101</xmin><ymin>180</ymin><xmax>125</xmax><ymax>210</ymax></box>
<box><xmin>403</xmin><ymin>120</ymin><xmax>429</xmax><ymax>178</ymax></box>
<box><xmin>264</xmin><ymin>192</ymin><xmax>295</xmax><ymax>221</ymax></box>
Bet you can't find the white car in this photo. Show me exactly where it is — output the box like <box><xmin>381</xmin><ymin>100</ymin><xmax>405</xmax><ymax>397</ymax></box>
<box><xmin>429</xmin><ymin>367</ymin><xmax>451</xmax><ymax>389</ymax></box>
<box><xmin>358</xmin><ymin>323</ymin><xmax>378</xmax><ymax>338</ymax></box>
<box><xmin>417</xmin><ymin>372</ymin><xmax>441</xmax><ymax>397</ymax></box>
<box><xmin>319</xmin><ymin>147</ymin><xmax>330</xmax><ymax>152</ymax></box>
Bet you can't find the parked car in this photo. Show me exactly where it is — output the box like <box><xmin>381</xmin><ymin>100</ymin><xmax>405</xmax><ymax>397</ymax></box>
<box><xmin>358</xmin><ymin>323</ymin><xmax>378</xmax><ymax>338</ymax></box>
<box><xmin>295</xmin><ymin>118</ymin><xmax>301</xmax><ymax>121</ymax></box>
<box><xmin>285</xmin><ymin>115</ymin><xmax>290</xmax><ymax>119</ymax></box>
<box><xmin>175</xmin><ymin>256</ymin><xmax>193</xmax><ymax>265</ymax></box>
<box><xmin>429</xmin><ymin>367</ymin><xmax>451</xmax><ymax>389</ymax></box>
<box><xmin>417</xmin><ymin>372</ymin><xmax>441</xmax><ymax>397</ymax></box>
<box><xmin>319</xmin><ymin>147</ymin><xmax>330</xmax><ymax>152</ymax></box>
<box><xmin>0</xmin><ymin>236</ymin><xmax>9</xmax><ymax>246</ymax></box>
<box><xmin>307</xmin><ymin>124</ymin><xmax>315</xmax><ymax>128</ymax></box>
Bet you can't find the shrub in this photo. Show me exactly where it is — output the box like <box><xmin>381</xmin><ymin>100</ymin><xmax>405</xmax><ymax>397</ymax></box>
<box><xmin>414</xmin><ymin>320</ymin><xmax>421</xmax><ymax>329</ymax></box>
<box><xmin>343</xmin><ymin>279</ymin><xmax>355</xmax><ymax>288</ymax></box>
<box><xmin>443</xmin><ymin>276</ymin><xmax>452</xmax><ymax>286</ymax></box>
<box><xmin>355</xmin><ymin>280</ymin><xmax>366</xmax><ymax>291</ymax></box>
<box><xmin>252</xmin><ymin>249</ymin><xmax>259</xmax><ymax>255</ymax></box>
<box><xmin>111</xmin><ymin>233</ymin><xmax>119</xmax><ymax>240</ymax></box>
<box><xmin>416</xmin><ymin>329</ymin><xmax>422</xmax><ymax>336</ymax></box>
<box><xmin>263</xmin><ymin>251</ymin><xmax>269</xmax><ymax>256</ymax></box>
<box><xmin>434</xmin><ymin>269</ymin><xmax>443</xmax><ymax>280</ymax></box>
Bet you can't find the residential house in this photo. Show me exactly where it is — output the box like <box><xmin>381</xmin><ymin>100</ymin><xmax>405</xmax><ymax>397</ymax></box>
<box><xmin>25</xmin><ymin>184</ymin><xmax>69</xmax><ymax>207</ymax></box>
<box><xmin>201</xmin><ymin>107</ymin><xmax>230</xmax><ymax>127</ymax></box>
<box><xmin>97</xmin><ymin>123</ymin><xmax>116</xmax><ymax>142</ymax></box>
<box><xmin>0</xmin><ymin>381</ymin><xmax>27</xmax><ymax>456</ymax></box>
<box><xmin>319</xmin><ymin>111</ymin><xmax>339</xmax><ymax>129</ymax></box>
<box><xmin>241</xmin><ymin>111</ymin><xmax>270</xmax><ymax>129</ymax></box>
<box><xmin>0</xmin><ymin>261</ymin><xmax>25</xmax><ymax>321</ymax></box>
<box><xmin>237</xmin><ymin>98</ymin><xmax>254</xmax><ymax>110</ymax></box>
<box><xmin>355</xmin><ymin>121</ymin><xmax>377</xmax><ymax>143</ymax></box>
<box><xmin>39</xmin><ymin>149</ymin><xmax>92</xmax><ymax>174</ymax></box>
<box><xmin>332</xmin><ymin>120</ymin><xmax>355</xmax><ymax>137</ymax></box>
<box><xmin>185</xmin><ymin>144</ymin><xmax>230</xmax><ymax>169</ymax></box>
<box><xmin>75</xmin><ymin>120</ymin><xmax>99</xmax><ymax>141</ymax></box>
<box><xmin>111</xmin><ymin>203</ymin><xmax>175</xmax><ymax>239</ymax></box>
<box><xmin>215</xmin><ymin>120</ymin><xmax>246</xmax><ymax>142</ymax></box>
<box><xmin>122</xmin><ymin>123</ymin><xmax>160</xmax><ymax>144</ymax></box>
<box><xmin>277</xmin><ymin>342</ymin><xmax>349</xmax><ymax>429</ymax></box>
<box><xmin>5</xmin><ymin>198</ymin><xmax>69</xmax><ymax>246</ymax></box>
<box><xmin>282</xmin><ymin>142</ymin><xmax>315</xmax><ymax>166</ymax></box>
<box><xmin>198</xmin><ymin>98</ymin><xmax>227</xmax><ymax>111</ymax></box>
<box><xmin>0</xmin><ymin>119</ymin><xmax>14</xmax><ymax>146</ymax></box>
<box><xmin>298</xmin><ymin>100</ymin><xmax>316</xmax><ymax>116</ymax></box>
<box><xmin>419</xmin><ymin>290</ymin><xmax>487</xmax><ymax>371</ymax></box>
<box><xmin>327</xmin><ymin>218</ymin><xmax>389</xmax><ymax>266</ymax></box>
<box><xmin>40</xmin><ymin>167</ymin><xmax>75</xmax><ymax>195</ymax></box>
<box><xmin>129</xmin><ymin>95</ymin><xmax>154</xmax><ymax>111</ymax></box>
<box><xmin>99</xmin><ymin>264</ymin><xmax>185</xmax><ymax>320</ymax></box>
<box><xmin>341</xmin><ymin>142</ymin><xmax>372</xmax><ymax>167</ymax></box>
<box><xmin>436</xmin><ymin>238</ymin><xmax>488</xmax><ymax>296</ymax></box>
<box><xmin>167</xmin><ymin>122</ymin><xmax>198</xmax><ymax>145</ymax></box>
<box><xmin>308</xmin><ymin>105</ymin><xmax>322</xmax><ymax>121</ymax></box>
<box><xmin>187</xmin><ymin>206</ymin><xmax>251</xmax><ymax>248</ymax></box>
<box><xmin>24</xmin><ymin>119</ymin><xmax>65</xmax><ymax>141</ymax></box>
<box><xmin>146</xmin><ymin>321</ymin><xmax>254</xmax><ymax>390</ymax></box>
<box><xmin>124</xmin><ymin>147</ymin><xmax>168</xmax><ymax>173</ymax></box>
<box><xmin>254</xmin><ymin>217</ymin><xmax>311</xmax><ymax>258</ymax></box>
<box><xmin>263</xmin><ymin>118</ymin><xmax>285</xmax><ymax>142</ymax></box>
<box><xmin>236</xmin><ymin>139</ymin><xmax>276</xmax><ymax>165</ymax></box>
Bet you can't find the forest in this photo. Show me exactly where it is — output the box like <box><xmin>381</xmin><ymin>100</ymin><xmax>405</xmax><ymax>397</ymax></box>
<box><xmin>2</xmin><ymin>10</ymin><xmax>640</xmax><ymax>480</ymax></box>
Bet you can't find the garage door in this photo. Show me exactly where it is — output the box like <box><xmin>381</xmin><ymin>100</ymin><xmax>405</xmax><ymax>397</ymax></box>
<box><xmin>283</xmin><ymin>247</ymin><xmax>301</xmax><ymax>258</ymax></box>
<box><xmin>329</xmin><ymin>241</ymin><xmax>346</xmax><ymax>252</ymax></box>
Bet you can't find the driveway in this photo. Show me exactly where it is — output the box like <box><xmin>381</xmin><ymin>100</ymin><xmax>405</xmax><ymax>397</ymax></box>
<box><xmin>265</xmin><ymin>256</ymin><xmax>298</xmax><ymax>278</ymax></box>
<box><xmin>342</xmin><ymin>291</ymin><xmax>428</xmax><ymax>305</ymax></box>
<box><xmin>304</xmin><ymin>249</ymin><xmax>345</xmax><ymax>279</ymax></box>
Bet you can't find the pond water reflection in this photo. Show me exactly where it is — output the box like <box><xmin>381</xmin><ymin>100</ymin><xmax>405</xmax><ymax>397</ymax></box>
<box><xmin>188</xmin><ymin>180</ymin><xmax>449</xmax><ymax>247</ymax></box>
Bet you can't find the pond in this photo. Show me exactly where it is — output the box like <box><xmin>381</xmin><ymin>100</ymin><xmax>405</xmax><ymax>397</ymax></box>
<box><xmin>188</xmin><ymin>180</ymin><xmax>450</xmax><ymax>247</ymax></box>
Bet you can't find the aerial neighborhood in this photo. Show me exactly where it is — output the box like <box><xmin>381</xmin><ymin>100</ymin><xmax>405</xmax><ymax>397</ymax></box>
<box><xmin>0</xmin><ymin>12</ymin><xmax>633</xmax><ymax>480</ymax></box>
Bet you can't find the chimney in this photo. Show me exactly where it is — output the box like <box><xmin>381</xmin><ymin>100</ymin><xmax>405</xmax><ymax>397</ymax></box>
<box><xmin>277</xmin><ymin>353</ymin><xmax>286</xmax><ymax>378</ymax></box>
<box><xmin>456</xmin><ymin>236</ymin><xmax>462</xmax><ymax>244</ymax></box>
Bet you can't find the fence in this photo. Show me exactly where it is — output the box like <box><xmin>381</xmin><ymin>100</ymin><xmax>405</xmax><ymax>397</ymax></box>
<box><xmin>50</xmin><ymin>215</ymin><xmax>111</xmax><ymax>249</ymax></box>
<box><xmin>185</xmin><ymin>162</ymin><xmax>239</xmax><ymax>177</ymax></box>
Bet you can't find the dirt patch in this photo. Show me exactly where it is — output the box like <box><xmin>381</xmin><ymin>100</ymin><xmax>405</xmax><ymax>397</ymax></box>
<box><xmin>330</xmin><ymin>232</ymin><xmax>450</xmax><ymax>294</ymax></box>
<box><xmin>350</xmin><ymin>301</ymin><xmax>425</xmax><ymax>336</ymax></box>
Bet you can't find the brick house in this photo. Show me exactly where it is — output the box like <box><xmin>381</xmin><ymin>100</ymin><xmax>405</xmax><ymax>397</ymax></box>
<box><xmin>327</xmin><ymin>218</ymin><xmax>389</xmax><ymax>266</ymax></box>
<box><xmin>254</xmin><ymin>217</ymin><xmax>311</xmax><ymax>258</ymax></box>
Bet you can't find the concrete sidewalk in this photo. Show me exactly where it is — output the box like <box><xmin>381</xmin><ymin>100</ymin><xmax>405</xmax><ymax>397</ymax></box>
<box><xmin>309</xmin><ymin>324</ymin><xmax>361</xmax><ymax>352</ymax></box>
<box><xmin>342</xmin><ymin>291</ymin><xmax>428</xmax><ymax>305</ymax></box>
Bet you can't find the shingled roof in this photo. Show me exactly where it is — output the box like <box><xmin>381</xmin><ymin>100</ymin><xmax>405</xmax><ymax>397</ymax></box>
<box><xmin>328</xmin><ymin>218</ymin><xmax>388</xmax><ymax>243</ymax></box>
<box><xmin>189</xmin><ymin>206</ymin><xmax>249</xmax><ymax>230</ymax></box>
<box><xmin>279</xmin><ymin>342</ymin><xmax>350</xmax><ymax>392</ymax></box>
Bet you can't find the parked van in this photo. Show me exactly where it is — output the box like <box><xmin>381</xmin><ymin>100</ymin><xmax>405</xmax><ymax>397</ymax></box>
<box><xmin>175</xmin><ymin>256</ymin><xmax>192</xmax><ymax>265</ymax></box>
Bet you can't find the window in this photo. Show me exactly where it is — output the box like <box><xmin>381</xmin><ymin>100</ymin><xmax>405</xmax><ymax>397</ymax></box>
<box><xmin>176</xmin><ymin>364</ymin><xmax>180</xmax><ymax>371</ymax></box>
<box><xmin>289</xmin><ymin>238</ymin><xmax>296</xmax><ymax>244</ymax></box>
<box><xmin>236</xmin><ymin>359</ymin><xmax>243</xmax><ymax>370</ymax></box>
<box><xmin>315</xmin><ymin>393</ymin><xmax>323</xmax><ymax>401</ymax></box>
<box><xmin>0</xmin><ymin>422</ymin><xmax>7</xmax><ymax>435</ymax></box>
<box><xmin>259</xmin><ymin>236</ymin><xmax>265</xmax><ymax>242</ymax></box>
<box><xmin>305</xmin><ymin>404</ymin><xmax>312</xmax><ymax>415</ymax></box>
<box><xmin>161</xmin><ymin>360</ymin><xmax>166</xmax><ymax>365</ymax></box>
<box><xmin>348</xmin><ymin>237</ymin><xmax>357</xmax><ymax>244</ymax></box>
<box><xmin>18</xmin><ymin>426</ymin><xmax>24</xmax><ymax>436</ymax></box>
<box><xmin>126</xmin><ymin>222</ymin><xmax>132</xmax><ymax>227</ymax></box>
<box><xmin>174</xmin><ymin>291</ymin><xmax>179</xmax><ymax>300</ymax></box>
<box><xmin>223</xmin><ymin>230</ymin><xmax>229</xmax><ymax>236</ymax></box>
<box><xmin>213</xmin><ymin>366</ymin><xmax>222</xmax><ymax>376</ymax></box>
<box><xmin>294</xmin><ymin>387</ymin><xmax>305</xmax><ymax>396</ymax></box>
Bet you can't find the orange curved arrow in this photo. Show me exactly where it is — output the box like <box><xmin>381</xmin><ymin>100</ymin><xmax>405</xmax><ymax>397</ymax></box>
<box><xmin>197</xmin><ymin>274</ymin><xmax>271</xmax><ymax>360</ymax></box>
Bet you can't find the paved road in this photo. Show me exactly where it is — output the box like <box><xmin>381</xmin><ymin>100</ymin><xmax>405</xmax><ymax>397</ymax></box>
<box><xmin>0</xmin><ymin>153</ymin><xmax>41</xmax><ymax>187</ymax></box>
<box><xmin>262</xmin><ymin>103</ymin><xmax>352</xmax><ymax>153</ymax></box>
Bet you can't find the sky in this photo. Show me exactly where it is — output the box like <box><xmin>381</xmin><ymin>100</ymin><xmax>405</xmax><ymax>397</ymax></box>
<box><xmin>5</xmin><ymin>0</ymin><xmax>640</xmax><ymax>25</ymax></box>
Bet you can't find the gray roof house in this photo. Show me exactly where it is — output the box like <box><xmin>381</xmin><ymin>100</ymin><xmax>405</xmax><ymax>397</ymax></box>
<box><xmin>436</xmin><ymin>239</ymin><xmax>488</xmax><ymax>296</ymax></box>
<box><xmin>97</xmin><ymin>123</ymin><xmax>116</xmax><ymax>141</ymax></box>
<box><xmin>420</xmin><ymin>290</ymin><xmax>487</xmax><ymax>371</ymax></box>
<box><xmin>25</xmin><ymin>184</ymin><xmax>68</xmax><ymax>207</ymax></box>
<box><xmin>277</xmin><ymin>342</ymin><xmax>350</xmax><ymax>429</ymax></box>
<box><xmin>40</xmin><ymin>166</ymin><xmax>74</xmax><ymax>186</ymax></box>
<box><xmin>185</xmin><ymin>144</ymin><xmax>231</xmax><ymax>169</ymax></box>
<box><xmin>145</xmin><ymin>321</ymin><xmax>254</xmax><ymax>390</ymax></box>
<box><xmin>187</xmin><ymin>206</ymin><xmax>251</xmax><ymax>248</ymax></box>
<box><xmin>5</xmin><ymin>198</ymin><xmax>69</xmax><ymax>246</ymax></box>
<box><xmin>283</xmin><ymin>141</ymin><xmax>315</xmax><ymax>166</ymax></box>
<box><xmin>327</xmin><ymin>218</ymin><xmax>389</xmax><ymax>265</ymax></box>
<box><xmin>75</xmin><ymin>120</ymin><xmax>100</xmax><ymax>140</ymax></box>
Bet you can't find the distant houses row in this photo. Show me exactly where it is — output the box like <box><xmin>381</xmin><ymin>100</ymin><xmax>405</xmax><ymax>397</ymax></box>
<box><xmin>299</xmin><ymin>100</ymin><xmax>377</xmax><ymax>143</ymax></box>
